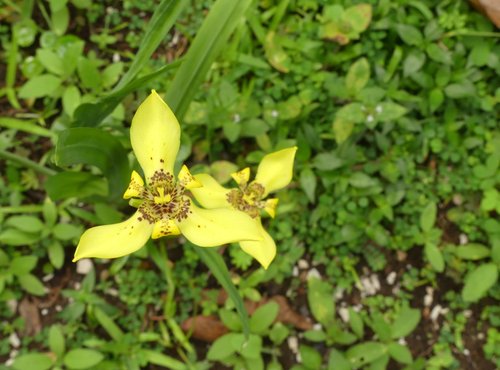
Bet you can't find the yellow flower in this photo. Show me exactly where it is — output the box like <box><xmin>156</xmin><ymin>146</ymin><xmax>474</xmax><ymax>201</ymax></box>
<box><xmin>73</xmin><ymin>91</ymin><xmax>261</xmax><ymax>262</ymax></box>
<box><xmin>190</xmin><ymin>147</ymin><xmax>297</xmax><ymax>269</ymax></box>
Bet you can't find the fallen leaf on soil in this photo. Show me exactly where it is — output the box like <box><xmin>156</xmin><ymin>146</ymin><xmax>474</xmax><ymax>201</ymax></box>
<box><xmin>181</xmin><ymin>315</ymin><xmax>229</xmax><ymax>342</ymax></box>
<box><xmin>183</xmin><ymin>292</ymin><xmax>313</xmax><ymax>341</ymax></box>
<box><xmin>19</xmin><ymin>297</ymin><xmax>42</xmax><ymax>336</ymax></box>
<box><xmin>469</xmin><ymin>0</ymin><xmax>500</xmax><ymax>27</ymax></box>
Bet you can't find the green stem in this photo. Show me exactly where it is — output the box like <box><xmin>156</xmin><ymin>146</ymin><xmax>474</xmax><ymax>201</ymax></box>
<box><xmin>443</xmin><ymin>30</ymin><xmax>500</xmax><ymax>38</ymax></box>
<box><xmin>0</xmin><ymin>149</ymin><xmax>56</xmax><ymax>176</ymax></box>
<box><xmin>0</xmin><ymin>205</ymin><xmax>44</xmax><ymax>213</ymax></box>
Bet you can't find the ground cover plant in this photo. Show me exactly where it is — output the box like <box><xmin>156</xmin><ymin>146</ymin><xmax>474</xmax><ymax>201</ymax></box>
<box><xmin>0</xmin><ymin>0</ymin><xmax>499</xmax><ymax>369</ymax></box>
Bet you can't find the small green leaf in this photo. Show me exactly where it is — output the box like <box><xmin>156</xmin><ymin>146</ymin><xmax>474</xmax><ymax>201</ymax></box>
<box><xmin>19</xmin><ymin>74</ymin><xmax>62</xmax><ymax>98</ymax></box>
<box><xmin>36</xmin><ymin>49</ymin><xmax>64</xmax><ymax>75</ymax></box>
<box><xmin>403</xmin><ymin>50</ymin><xmax>426</xmax><ymax>77</ymax></box>
<box><xmin>299</xmin><ymin>345</ymin><xmax>322</xmax><ymax>370</ymax></box>
<box><xmin>425</xmin><ymin>243</ymin><xmax>444</xmax><ymax>272</ymax></box>
<box><xmin>250</xmin><ymin>301</ymin><xmax>279</xmax><ymax>334</ymax></box>
<box><xmin>10</xmin><ymin>256</ymin><xmax>38</xmax><ymax>276</ymax></box>
<box><xmin>51</xmin><ymin>5</ymin><xmax>69</xmax><ymax>35</ymax></box>
<box><xmin>62</xmin><ymin>86</ymin><xmax>81</xmax><ymax>118</ymax></box>
<box><xmin>307</xmin><ymin>276</ymin><xmax>334</xmax><ymax>325</ymax></box>
<box><xmin>387</xmin><ymin>342</ymin><xmax>412</xmax><ymax>364</ymax></box>
<box><xmin>420</xmin><ymin>202</ymin><xmax>437</xmax><ymax>232</ymax></box>
<box><xmin>376</xmin><ymin>102</ymin><xmax>407</xmax><ymax>122</ymax></box>
<box><xmin>300</xmin><ymin>167</ymin><xmax>316</xmax><ymax>203</ymax></box>
<box><xmin>5</xmin><ymin>215</ymin><xmax>44</xmax><ymax>233</ymax></box>
<box><xmin>43</xmin><ymin>197</ymin><xmax>58</xmax><ymax>228</ymax></box>
<box><xmin>327</xmin><ymin>349</ymin><xmax>352</xmax><ymax>370</ymax></box>
<box><xmin>346</xmin><ymin>58</ymin><xmax>370</xmax><ymax>95</ymax></box>
<box><xmin>77</xmin><ymin>58</ymin><xmax>101</xmax><ymax>90</ymax></box>
<box><xmin>207</xmin><ymin>333</ymin><xmax>243</xmax><ymax>360</ymax></box>
<box><xmin>269</xmin><ymin>323</ymin><xmax>290</xmax><ymax>345</ymax></box>
<box><xmin>142</xmin><ymin>350</ymin><xmax>186</xmax><ymax>370</ymax></box>
<box><xmin>333</xmin><ymin>117</ymin><xmax>355</xmax><ymax>144</ymax></box>
<box><xmin>391</xmin><ymin>307</ymin><xmax>421</xmax><ymax>339</ymax></box>
<box><xmin>349</xmin><ymin>308</ymin><xmax>364</xmax><ymax>338</ymax></box>
<box><xmin>0</xmin><ymin>229</ymin><xmax>41</xmax><ymax>246</ymax></box>
<box><xmin>462</xmin><ymin>263</ymin><xmax>498</xmax><ymax>302</ymax></box>
<box><xmin>18</xmin><ymin>274</ymin><xmax>46</xmax><ymax>296</ymax></box>
<box><xmin>45</xmin><ymin>172</ymin><xmax>108</xmax><ymax>201</ymax></box>
<box><xmin>456</xmin><ymin>243</ymin><xmax>490</xmax><ymax>260</ymax></box>
<box><xmin>239</xmin><ymin>334</ymin><xmax>262</xmax><ymax>359</ymax></box>
<box><xmin>349</xmin><ymin>172</ymin><xmax>377</xmax><ymax>188</ymax></box>
<box><xmin>53</xmin><ymin>223</ymin><xmax>82</xmax><ymax>241</ymax></box>
<box><xmin>313</xmin><ymin>152</ymin><xmax>344</xmax><ymax>171</ymax></box>
<box><xmin>49</xmin><ymin>325</ymin><xmax>66</xmax><ymax>358</ymax></box>
<box><xmin>429</xmin><ymin>88</ymin><xmax>444</xmax><ymax>112</ymax></box>
<box><xmin>93</xmin><ymin>306</ymin><xmax>124</xmax><ymax>341</ymax></box>
<box><xmin>395</xmin><ymin>24</ymin><xmax>423</xmax><ymax>45</ymax></box>
<box><xmin>48</xmin><ymin>241</ymin><xmax>65</xmax><ymax>269</ymax></box>
<box><xmin>12</xmin><ymin>353</ymin><xmax>53</xmax><ymax>370</ymax></box>
<box><xmin>220</xmin><ymin>309</ymin><xmax>242</xmax><ymax>332</ymax></box>
<box><xmin>346</xmin><ymin>342</ymin><xmax>386</xmax><ymax>368</ymax></box>
<box><xmin>63</xmin><ymin>349</ymin><xmax>104</xmax><ymax>369</ymax></box>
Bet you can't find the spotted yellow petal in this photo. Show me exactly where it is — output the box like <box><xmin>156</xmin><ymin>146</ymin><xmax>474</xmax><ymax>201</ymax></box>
<box><xmin>239</xmin><ymin>220</ymin><xmax>276</xmax><ymax>269</ymax></box>
<box><xmin>73</xmin><ymin>211</ymin><xmax>153</xmax><ymax>261</ymax></box>
<box><xmin>264</xmin><ymin>198</ymin><xmax>279</xmax><ymax>218</ymax></box>
<box><xmin>152</xmin><ymin>218</ymin><xmax>181</xmax><ymax>239</ymax></box>
<box><xmin>130</xmin><ymin>90</ymin><xmax>180</xmax><ymax>182</ymax></box>
<box><xmin>191</xmin><ymin>174</ymin><xmax>231</xmax><ymax>209</ymax></box>
<box><xmin>123</xmin><ymin>170</ymin><xmax>145</xmax><ymax>199</ymax></box>
<box><xmin>231</xmin><ymin>167</ymin><xmax>250</xmax><ymax>187</ymax></box>
<box><xmin>255</xmin><ymin>147</ymin><xmax>297</xmax><ymax>196</ymax></box>
<box><xmin>177</xmin><ymin>198</ymin><xmax>261</xmax><ymax>247</ymax></box>
<box><xmin>178</xmin><ymin>165</ymin><xmax>202</xmax><ymax>189</ymax></box>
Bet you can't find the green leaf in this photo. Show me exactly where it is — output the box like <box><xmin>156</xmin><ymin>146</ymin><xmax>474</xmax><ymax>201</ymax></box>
<box><xmin>333</xmin><ymin>117</ymin><xmax>355</xmax><ymax>144</ymax></box>
<box><xmin>63</xmin><ymin>349</ymin><xmax>104</xmax><ymax>369</ymax></box>
<box><xmin>269</xmin><ymin>323</ymin><xmax>290</xmax><ymax>345</ymax></box>
<box><xmin>299</xmin><ymin>345</ymin><xmax>322</xmax><ymax>370</ymax></box>
<box><xmin>346</xmin><ymin>58</ymin><xmax>370</xmax><ymax>95</ymax></box>
<box><xmin>346</xmin><ymin>342</ymin><xmax>386</xmax><ymax>368</ymax></box>
<box><xmin>51</xmin><ymin>5</ymin><xmax>69</xmax><ymax>35</ymax></box>
<box><xmin>220</xmin><ymin>309</ymin><xmax>242</xmax><ymax>331</ymax></box>
<box><xmin>62</xmin><ymin>86</ymin><xmax>81</xmax><ymax>118</ymax></box>
<box><xmin>376</xmin><ymin>102</ymin><xmax>407</xmax><ymax>122</ymax></box>
<box><xmin>48</xmin><ymin>241</ymin><xmax>65</xmax><ymax>269</ymax></box>
<box><xmin>207</xmin><ymin>333</ymin><xmax>244</xmax><ymax>360</ymax></box>
<box><xmin>429</xmin><ymin>88</ymin><xmax>444</xmax><ymax>112</ymax></box>
<box><xmin>250</xmin><ymin>301</ymin><xmax>279</xmax><ymax>334</ymax></box>
<box><xmin>349</xmin><ymin>308</ymin><xmax>364</xmax><ymax>338</ymax></box>
<box><xmin>115</xmin><ymin>0</ymin><xmax>186</xmax><ymax>89</ymax></box>
<box><xmin>239</xmin><ymin>334</ymin><xmax>262</xmax><ymax>359</ymax></box>
<box><xmin>54</xmin><ymin>128</ymin><xmax>129</xmax><ymax>201</ymax></box>
<box><xmin>313</xmin><ymin>152</ymin><xmax>344</xmax><ymax>171</ymax></box>
<box><xmin>18</xmin><ymin>74</ymin><xmax>62</xmax><ymax>98</ymax></box>
<box><xmin>395</xmin><ymin>24</ymin><xmax>423</xmax><ymax>45</ymax></box>
<box><xmin>444</xmin><ymin>81</ymin><xmax>476</xmax><ymax>99</ymax></box>
<box><xmin>426</xmin><ymin>43</ymin><xmax>451</xmax><ymax>65</ymax></box>
<box><xmin>0</xmin><ymin>229</ymin><xmax>41</xmax><ymax>246</ymax></box>
<box><xmin>142</xmin><ymin>350</ymin><xmax>187</xmax><ymax>370</ymax></box>
<box><xmin>49</xmin><ymin>324</ymin><xmax>66</xmax><ymax>358</ymax></box>
<box><xmin>77</xmin><ymin>58</ymin><xmax>101</xmax><ymax>90</ymax></box>
<box><xmin>456</xmin><ymin>243</ymin><xmax>490</xmax><ymax>260</ymax></box>
<box><xmin>264</xmin><ymin>31</ymin><xmax>291</xmax><ymax>73</ymax></box>
<box><xmin>349</xmin><ymin>172</ymin><xmax>377</xmax><ymax>188</ymax></box>
<box><xmin>18</xmin><ymin>273</ymin><xmax>46</xmax><ymax>296</ymax></box>
<box><xmin>425</xmin><ymin>243</ymin><xmax>444</xmax><ymax>272</ymax></box>
<box><xmin>45</xmin><ymin>172</ymin><xmax>108</xmax><ymax>200</ymax></box>
<box><xmin>390</xmin><ymin>307</ymin><xmax>421</xmax><ymax>339</ymax></box>
<box><xmin>53</xmin><ymin>223</ymin><xmax>82</xmax><ymax>240</ymax></box>
<box><xmin>73</xmin><ymin>62</ymin><xmax>181</xmax><ymax>127</ymax></box>
<box><xmin>387</xmin><ymin>342</ymin><xmax>412</xmax><ymax>364</ymax></box>
<box><xmin>166</xmin><ymin>0</ymin><xmax>253</xmax><ymax>119</ymax></box>
<box><xmin>328</xmin><ymin>349</ymin><xmax>352</xmax><ymax>370</ymax></box>
<box><xmin>307</xmin><ymin>276</ymin><xmax>334</xmax><ymax>325</ymax></box>
<box><xmin>36</xmin><ymin>49</ymin><xmax>64</xmax><ymax>75</ymax></box>
<box><xmin>93</xmin><ymin>306</ymin><xmax>124</xmax><ymax>341</ymax></box>
<box><xmin>336</xmin><ymin>103</ymin><xmax>365</xmax><ymax>123</ymax></box>
<box><xmin>420</xmin><ymin>202</ymin><xmax>437</xmax><ymax>232</ymax></box>
<box><xmin>10</xmin><ymin>256</ymin><xmax>38</xmax><ymax>276</ymax></box>
<box><xmin>403</xmin><ymin>50</ymin><xmax>426</xmax><ymax>77</ymax></box>
<box><xmin>300</xmin><ymin>167</ymin><xmax>316</xmax><ymax>203</ymax></box>
<box><xmin>5</xmin><ymin>215</ymin><xmax>44</xmax><ymax>233</ymax></box>
<box><xmin>12</xmin><ymin>353</ymin><xmax>53</xmax><ymax>370</ymax></box>
<box><xmin>194</xmin><ymin>247</ymin><xmax>250</xmax><ymax>337</ymax></box>
<box><xmin>462</xmin><ymin>263</ymin><xmax>498</xmax><ymax>302</ymax></box>
<box><xmin>43</xmin><ymin>197</ymin><xmax>58</xmax><ymax>228</ymax></box>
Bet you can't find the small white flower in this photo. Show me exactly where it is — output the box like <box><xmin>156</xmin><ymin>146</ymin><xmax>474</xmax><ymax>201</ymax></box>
<box><xmin>375</xmin><ymin>105</ymin><xmax>383</xmax><ymax>114</ymax></box>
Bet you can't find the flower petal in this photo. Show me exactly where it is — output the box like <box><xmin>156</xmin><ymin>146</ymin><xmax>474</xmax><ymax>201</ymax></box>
<box><xmin>130</xmin><ymin>90</ymin><xmax>180</xmax><ymax>181</ymax></box>
<box><xmin>264</xmin><ymin>198</ymin><xmax>279</xmax><ymax>218</ymax></box>
<box><xmin>123</xmin><ymin>170</ymin><xmax>145</xmax><ymax>199</ymax></box>
<box><xmin>178</xmin><ymin>165</ymin><xmax>202</xmax><ymax>189</ymax></box>
<box><xmin>254</xmin><ymin>147</ymin><xmax>297</xmax><ymax>196</ymax></box>
<box><xmin>231</xmin><ymin>167</ymin><xmax>250</xmax><ymax>187</ymax></box>
<box><xmin>239</xmin><ymin>220</ymin><xmax>276</xmax><ymax>269</ymax></box>
<box><xmin>177</xmin><ymin>198</ymin><xmax>261</xmax><ymax>247</ymax></box>
<box><xmin>73</xmin><ymin>211</ymin><xmax>153</xmax><ymax>261</ymax></box>
<box><xmin>191</xmin><ymin>174</ymin><xmax>231</xmax><ymax>209</ymax></box>
<box><xmin>152</xmin><ymin>218</ymin><xmax>181</xmax><ymax>239</ymax></box>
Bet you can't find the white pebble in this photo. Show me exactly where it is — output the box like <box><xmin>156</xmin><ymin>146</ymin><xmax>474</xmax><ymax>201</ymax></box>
<box><xmin>424</xmin><ymin>287</ymin><xmax>434</xmax><ymax>307</ymax></box>
<box><xmin>375</xmin><ymin>105</ymin><xmax>383</xmax><ymax>113</ymax></box>
<box><xmin>370</xmin><ymin>274</ymin><xmax>381</xmax><ymax>291</ymax></box>
<box><xmin>297</xmin><ymin>259</ymin><xmax>309</xmax><ymax>269</ymax></box>
<box><xmin>366</xmin><ymin>115</ymin><xmax>374</xmax><ymax>123</ymax></box>
<box><xmin>463</xmin><ymin>348</ymin><xmax>470</xmax><ymax>356</ymax></box>
<box><xmin>41</xmin><ymin>308</ymin><xmax>49</xmax><ymax>316</ymax></box>
<box><xmin>292</xmin><ymin>266</ymin><xmax>299</xmax><ymax>277</ymax></box>
<box><xmin>386</xmin><ymin>272</ymin><xmax>397</xmax><ymax>285</ymax></box>
<box><xmin>76</xmin><ymin>259</ymin><xmax>94</xmax><ymax>275</ymax></box>
<box><xmin>9</xmin><ymin>333</ymin><xmax>20</xmax><ymax>348</ymax></box>
<box><xmin>459</xmin><ymin>234</ymin><xmax>468</xmax><ymax>245</ymax></box>
<box><xmin>287</xmin><ymin>336</ymin><xmax>299</xmax><ymax>353</ymax></box>
<box><xmin>42</xmin><ymin>274</ymin><xmax>54</xmax><ymax>282</ymax></box>
<box><xmin>7</xmin><ymin>300</ymin><xmax>17</xmax><ymax>313</ymax></box>
<box><xmin>307</xmin><ymin>268</ymin><xmax>321</xmax><ymax>280</ymax></box>
<box><xmin>55</xmin><ymin>305</ymin><xmax>62</xmax><ymax>312</ymax></box>
<box><xmin>106</xmin><ymin>288</ymin><xmax>119</xmax><ymax>297</ymax></box>
<box><xmin>338</xmin><ymin>307</ymin><xmax>349</xmax><ymax>323</ymax></box>
<box><xmin>233</xmin><ymin>114</ymin><xmax>241</xmax><ymax>123</ymax></box>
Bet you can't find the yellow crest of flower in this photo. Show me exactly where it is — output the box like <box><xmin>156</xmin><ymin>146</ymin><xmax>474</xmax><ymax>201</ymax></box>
<box><xmin>73</xmin><ymin>91</ymin><xmax>261</xmax><ymax>262</ymax></box>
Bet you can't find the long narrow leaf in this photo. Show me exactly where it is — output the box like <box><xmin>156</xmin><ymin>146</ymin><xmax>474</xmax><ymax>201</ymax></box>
<box><xmin>115</xmin><ymin>0</ymin><xmax>187</xmax><ymax>90</ymax></box>
<box><xmin>193</xmin><ymin>247</ymin><xmax>250</xmax><ymax>338</ymax></box>
<box><xmin>166</xmin><ymin>0</ymin><xmax>253</xmax><ymax>119</ymax></box>
<box><xmin>73</xmin><ymin>60</ymin><xmax>182</xmax><ymax>127</ymax></box>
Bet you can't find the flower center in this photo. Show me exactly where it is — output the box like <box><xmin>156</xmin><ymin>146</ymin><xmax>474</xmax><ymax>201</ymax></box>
<box><xmin>227</xmin><ymin>182</ymin><xmax>266</xmax><ymax>218</ymax></box>
<box><xmin>137</xmin><ymin>170</ymin><xmax>190</xmax><ymax>224</ymax></box>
